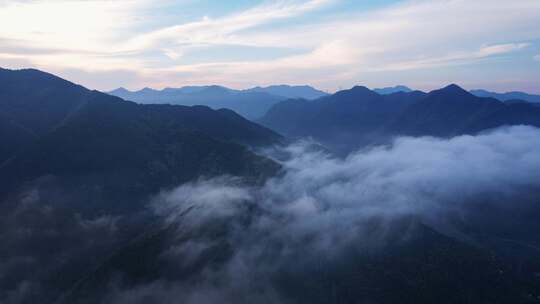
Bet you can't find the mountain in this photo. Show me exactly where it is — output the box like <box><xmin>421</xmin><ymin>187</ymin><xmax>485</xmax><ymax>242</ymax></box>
<box><xmin>471</xmin><ymin>89</ymin><xmax>540</xmax><ymax>103</ymax></box>
<box><xmin>108</xmin><ymin>85</ymin><xmax>327</xmax><ymax>120</ymax></box>
<box><xmin>2</xmin><ymin>70</ymin><xmax>540</xmax><ymax>304</ymax></box>
<box><xmin>259</xmin><ymin>86</ymin><xmax>427</xmax><ymax>151</ymax></box>
<box><xmin>388</xmin><ymin>84</ymin><xmax>502</xmax><ymax>137</ymax></box>
<box><xmin>109</xmin><ymin>86</ymin><xmax>281</xmax><ymax>119</ymax></box>
<box><xmin>60</xmin><ymin>217</ymin><xmax>525</xmax><ymax>304</ymax></box>
<box><xmin>0</xmin><ymin>68</ymin><xmax>90</xmax><ymax>135</ymax></box>
<box><xmin>373</xmin><ymin>85</ymin><xmax>413</xmax><ymax>95</ymax></box>
<box><xmin>259</xmin><ymin>86</ymin><xmax>423</xmax><ymax>136</ymax></box>
<box><xmin>0</xmin><ymin>68</ymin><xmax>282</xmax><ymax>208</ymax></box>
<box><xmin>244</xmin><ymin>84</ymin><xmax>328</xmax><ymax>99</ymax></box>
<box><xmin>260</xmin><ymin>84</ymin><xmax>540</xmax><ymax>152</ymax></box>
<box><xmin>0</xmin><ymin>114</ymin><xmax>35</xmax><ymax>163</ymax></box>
<box><xmin>0</xmin><ymin>68</ymin><xmax>95</xmax><ymax>161</ymax></box>
<box><xmin>389</xmin><ymin>84</ymin><xmax>540</xmax><ymax>137</ymax></box>
<box><xmin>0</xmin><ymin>68</ymin><xmax>286</xmax><ymax>304</ymax></box>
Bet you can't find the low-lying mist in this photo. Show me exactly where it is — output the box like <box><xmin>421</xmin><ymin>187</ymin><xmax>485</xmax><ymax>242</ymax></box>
<box><xmin>3</xmin><ymin>126</ymin><xmax>540</xmax><ymax>304</ymax></box>
<box><xmin>108</xmin><ymin>125</ymin><xmax>540</xmax><ymax>303</ymax></box>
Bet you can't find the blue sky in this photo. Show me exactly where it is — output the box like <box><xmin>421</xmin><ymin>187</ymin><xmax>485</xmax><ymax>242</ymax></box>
<box><xmin>1</xmin><ymin>0</ymin><xmax>539</xmax><ymax>93</ymax></box>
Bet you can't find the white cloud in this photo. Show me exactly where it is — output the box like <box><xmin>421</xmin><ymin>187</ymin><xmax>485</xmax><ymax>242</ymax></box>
<box><xmin>121</xmin><ymin>0</ymin><xmax>333</xmax><ymax>54</ymax></box>
<box><xmin>1</xmin><ymin>0</ymin><xmax>539</xmax><ymax>91</ymax></box>
<box><xmin>477</xmin><ymin>43</ymin><xmax>529</xmax><ymax>57</ymax></box>
<box><xmin>145</xmin><ymin>0</ymin><xmax>540</xmax><ymax>90</ymax></box>
<box><xmin>535</xmin><ymin>54</ymin><xmax>540</xmax><ymax>61</ymax></box>
<box><xmin>0</xmin><ymin>1</ymin><xmax>141</xmax><ymax>51</ymax></box>
<box><xmin>150</xmin><ymin>125</ymin><xmax>540</xmax><ymax>281</ymax></box>
<box><xmin>369</xmin><ymin>43</ymin><xmax>530</xmax><ymax>72</ymax></box>
<box><xmin>100</xmin><ymin>126</ymin><xmax>540</xmax><ymax>303</ymax></box>
<box><xmin>0</xmin><ymin>0</ymin><xmax>332</xmax><ymax>74</ymax></box>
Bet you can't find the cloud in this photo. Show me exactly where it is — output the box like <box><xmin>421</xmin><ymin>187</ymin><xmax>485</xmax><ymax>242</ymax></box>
<box><xmin>125</xmin><ymin>0</ymin><xmax>333</xmax><ymax>52</ymax></box>
<box><xmin>141</xmin><ymin>0</ymin><xmax>539</xmax><ymax>90</ymax></box>
<box><xmin>535</xmin><ymin>54</ymin><xmax>540</xmax><ymax>61</ymax></box>
<box><xmin>0</xmin><ymin>0</ymin><xmax>331</xmax><ymax>69</ymax></box>
<box><xmin>97</xmin><ymin>125</ymin><xmax>540</xmax><ymax>303</ymax></box>
<box><xmin>155</xmin><ymin>125</ymin><xmax>540</xmax><ymax>249</ymax></box>
<box><xmin>370</xmin><ymin>43</ymin><xmax>531</xmax><ymax>72</ymax></box>
<box><xmin>0</xmin><ymin>0</ymin><xmax>141</xmax><ymax>50</ymax></box>
<box><xmin>1</xmin><ymin>0</ymin><xmax>540</xmax><ymax>91</ymax></box>
<box><xmin>3</xmin><ymin>126</ymin><xmax>540</xmax><ymax>303</ymax></box>
<box><xmin>477</xmin><ymin>43</ymin><xmax>529</xmax><ymax>57</ymax></box>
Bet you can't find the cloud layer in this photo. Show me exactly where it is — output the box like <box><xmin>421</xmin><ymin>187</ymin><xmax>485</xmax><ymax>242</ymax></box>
<box><xmin>1</xmin><ymin>0</ymin><xmax>539</xmax><ymax>92</ymax></box>
<box><xmin>105</xmin><ymin>125</ymin><xmax>540</xmax><ymax>303</ymax></box>
<box><xmin>155</xmin><ymin>125</ymin><xmax>540</xmax><ymax>249</ymax></box>
<box><xmin>2</xmin><ymin>126</ymin><xmax>540</xmax><ymax>303</ymax></box>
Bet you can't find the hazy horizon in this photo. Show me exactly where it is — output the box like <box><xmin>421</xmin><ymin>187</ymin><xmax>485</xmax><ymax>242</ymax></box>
<box><xmin>5</xmin><ymin>66</ymin><xmax>540</xmax><ymax>96</ymax></box>
<box><xmin>107</xmin><ymin>83</ymin><xmax>539</xmax><ymax>95</ymax></box>
<box><xmin>1</xmin><ymin>0</ymin><xmax>540</xmax><ymax>93</ymax></box>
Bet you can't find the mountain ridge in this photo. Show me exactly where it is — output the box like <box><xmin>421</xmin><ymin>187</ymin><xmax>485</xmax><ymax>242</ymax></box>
<box><xmin>373</xmin><ymin>85</ymin><xmax>413</xmax><ymax>95</ymax></box>
<box><xmin>108</xmin><ymin>84</ymin><xmax>328</xmax><ymax>119</ymax></box>
<box><xmin>0</xmin><ymin>68</ymin><xmax>282</xmax><ymax>203</ymax></box>
<box><xmin>260</xmin><ymin>83</ymin><xmax>540</xmax><ymax>152</ymax></box>
<box><xmin>470</xmin><ymin>88</ymin><xmax>540</xmax><ymax>103</ymax></box>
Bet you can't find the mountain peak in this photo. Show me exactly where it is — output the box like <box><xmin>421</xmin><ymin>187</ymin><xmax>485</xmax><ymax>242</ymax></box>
<box><xmin>351</xmin><ymin>85</ymin><xmax>371</xmax><ymax>91</ymax></box>
<box><xmin>140</xmin><ymin>87</ymin><xmax>156</xmax><ymax>92</ymax></box>
<box><xmin>347</xmin><ymin>85</ymin><xmax>378</xmax><ymax>95</ymax></box>
<box><xmin>331</xmin><ymin>85</ymin><xmax>380</xmax><ymax>101</ymax></box>
<box><xmin>110</xmin><ymin>87</ymin><xmax>131</xmax><ymax>94</ymax></box>
<box><xmin>373</xmin><ymin>85</ymin><xmax>413</xmax><ymax>95</ymax></box>
<box><xmin>244</xmin><ymin>84</ymin><xmax>328</xmax><ymax>99</ymax></box>
<box><xmin>201</xmin><ymin>85</ymin><xmax>231</xmax><ymax>94</ymax></box>
<box><xmin>443</xmin><ymin>83</ymin><xmax>467</xmax><ymax>92</ymax></box>
<box><xmin>430</xmin><ymin>84</ymin><xmax>471</xmax><ymax>98</ymax></box>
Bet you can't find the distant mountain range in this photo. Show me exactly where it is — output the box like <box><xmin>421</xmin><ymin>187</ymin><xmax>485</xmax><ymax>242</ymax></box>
<box><xmin>110</xmin><ymin>84</ymin><xmax>540</xmax><ymax>121</ymax></box>
<box><xmin>109</xmin><ymin>84</ymin><xmax>328</xmax><ymax>119</ymax></box>
<box><xmin>470</xmin><ymin>89</ymin><xmax>540</xmax><ymax>103</ymax></box>
<box><xmin>260</xmin><ymin>84</ymin><xmax>540</xmax><ymax>152</ymax></box>
<box><xmin>373</xmin><ymin>85</ymin><xmax>413</xmax><ymax>95</ymax></box>
<box><xmin>373</xmin><ymin>86</ymin><xmax>540</xmax><ymax>104</ymax></box>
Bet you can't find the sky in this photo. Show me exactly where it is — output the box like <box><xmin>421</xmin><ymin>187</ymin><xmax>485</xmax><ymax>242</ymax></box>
<box><xmin>1</xmin><ymin>0</ymin><xmax>540</xmax><ymax>93</ymax></box>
